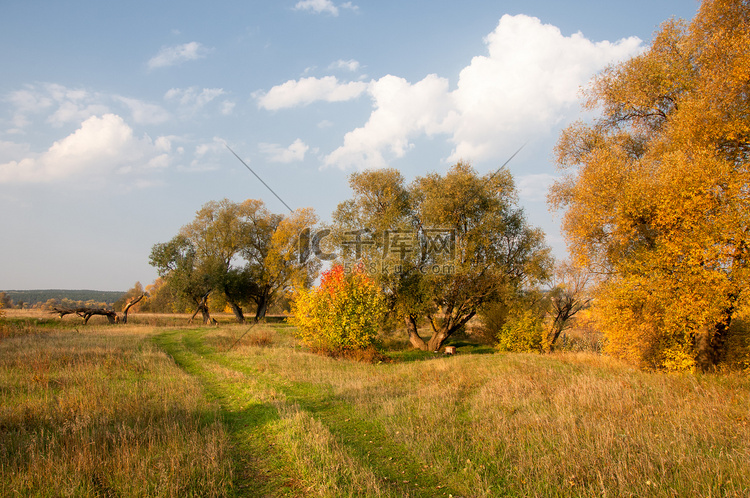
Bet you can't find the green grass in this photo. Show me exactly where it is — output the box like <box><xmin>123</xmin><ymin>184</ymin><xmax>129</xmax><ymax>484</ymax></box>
<box><xmin>2</xmin><ymin>316</ymin><xmax>749</xmax><ymax>497</ymax></box>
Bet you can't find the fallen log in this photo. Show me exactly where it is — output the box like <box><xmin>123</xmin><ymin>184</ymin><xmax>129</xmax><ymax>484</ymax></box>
<box><xmin>52</xmin><ymin>306</ymin><xmax>118</xmax><ymax>325</ymax></box>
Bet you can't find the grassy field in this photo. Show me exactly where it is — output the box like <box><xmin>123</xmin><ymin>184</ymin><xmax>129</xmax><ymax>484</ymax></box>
<box><xmin>1</xmin><ymin>311</ymin><xmax>749</xmax><ymax>497</ymax></box>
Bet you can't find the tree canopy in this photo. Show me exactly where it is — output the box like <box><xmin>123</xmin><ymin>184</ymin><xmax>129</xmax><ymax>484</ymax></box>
<box><xmin>549</xmin><ymin>0</ymin><xmax>750</xmax><ymax>370</ymax></box>
<box><xmin>332</xmin><ymin>161</ymin><xmax>551</xmax><ymax>351</ymax></box>
<box><xmin>150</xmin><ymin>199</ymin><xmax>318</xmax><ymax>323</ymax></box>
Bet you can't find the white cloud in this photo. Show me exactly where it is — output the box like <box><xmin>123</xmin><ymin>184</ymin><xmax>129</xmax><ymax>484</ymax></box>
<box><xmin>4</xmin><ymin>84</ymin><xmax>173</xmax><ymax>133</ymax></box>
<box><xmin>293</xmin><ymin>0</ymin><xmax>357</xmax><ymax>16</ymax></box>
<box><xmin>447</xmin><ymin>15</ymin><xmax>641</xmax><ymax>162</ymax></box>
<box><xmin>329</xmin><ymin>59</ymin><xmax>360</xmax><ymax>72</ymax></box>
<box><xmin>283</xmin><ymin>14</ymin><xmax>642</xmax><ymax>170</ymax></box>
<box><xmin>325</xmin><ymin>74</ymin><xmax>454</xmax><ymax>169</ymax></box>
<box><xmin>6</xmin><ymin>88</ymin><xmax>54</xmax><ymax>114</ymax></box>
<box><xmin>148</xmin><ymin>42</ymin><xmax>209</xmax><ymax>69</ymax></box>
<box><xmin>188</xmin><ymin>137</ymin><xmax>227</xmax><ymax>171</ymax></box>
<box><xmin>0</xmin><ymin>114</ymin><xmax>172</xmax><ymax>184</ymax></box>
<box><xmin>115</xmin><ymin>96</ymin><xmax>170</xmax><ymax>125</ymax></box>
<box><xmin>220</xmin><ymin>101</ymin><xmax>236</xmax><ymax>115</ymax></box>
<box><xmin>47</xmin><ymin>101</ymin><xmax>110</xmax><ymax>127</ymax></box>
<box><xmin>256</xmin><ymin>76</ymin><xmax>368</xmax><ymax>110</ymax></box>
<box><xmin>165</xmin><ymin>87</ymin><xmax>224</xmax><ymax>106</ymax></box>
<box><xmin>259</xmin><ymin>139</ymin><xmax>309</xmax><ymax>163</ymax></box>
<box><xmin>163</xmin><ymin>87</ymin><xmax>234</xmax><ymax>117</ymax></box>
<box><xmin>5</xmin><ymin>84</ymin><xmax>110</xmax><ymax>130</ymax></box>
<box><xmin>0</xmin><ymin>140</ymin><xmax>31</xmax><ymax>164</ymax></box>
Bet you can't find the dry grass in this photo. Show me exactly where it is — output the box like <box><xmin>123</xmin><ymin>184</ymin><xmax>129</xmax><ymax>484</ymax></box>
<box><xmin>208</xmin><ymin>327</ymin><xmax>750</xmax><ymax>497</ymax></box>
<box><xmin>3</xmin><ymin>314</ymin><xmax>749</xmax><ymax>497</ymax></box>
<box><xmin>0</xmin><ymin>323</ymin><xmax>232</xmax><ymax>497</ymax></box>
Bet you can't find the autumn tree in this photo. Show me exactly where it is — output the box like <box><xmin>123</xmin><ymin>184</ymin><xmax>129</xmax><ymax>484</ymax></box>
<box><xmin>0</xmin><ymin>292</ymin><xmax>12</xmax><ymax>310</ymax></box>
<box><xmin>150</xmin><ymin>234</ymin><xmax>216</xmax><ymax>323</ymax></box>
<box><xmin>290</xmin><ymin>264</ymin><xmax>386</xmax><ymax>355</ymax></box>
<box><xmin>150</xmin><ymin>199</ymin><xmax>318</xmax><ymax>323</ymax></box>
<box><xmin>332</xmin><ymin>162</ymin><xmax>551</xmax><ymax>351</ymax></box>
<box><xmin>139</xmin><ymin>278</ymin><xmax>174</xmax><ymax>313</ymax></box>
<box><xmin>549</xmin><ymin>0</ymin><xmax>750</xmax><ymax>370</ymax></box>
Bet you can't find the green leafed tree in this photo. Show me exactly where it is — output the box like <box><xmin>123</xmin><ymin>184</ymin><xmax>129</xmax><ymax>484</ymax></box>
<box><xmin>150</xmin><ymin>199</ymin><xmax>318</xmax><ymax>323</ymax></box>
<box><xmin>549</xmin><ymin>0</ymin><xmax>750</xmax><ymax>370</ymax></box>
<box><xmin>332</xmin><ymin>162</ymin><xmax>551</xmax><ymax>351</ymax></box>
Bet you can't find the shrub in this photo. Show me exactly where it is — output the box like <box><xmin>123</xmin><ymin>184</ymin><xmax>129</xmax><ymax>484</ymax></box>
<box><xmin>290</xmin><ymin>264</ymin><xmax>386</xmax><ymax>356</ymax></box>
<box><xmin>496</xmin><ymin>309</ymin><xmax>545</xmax><ymax>353</ymax></box>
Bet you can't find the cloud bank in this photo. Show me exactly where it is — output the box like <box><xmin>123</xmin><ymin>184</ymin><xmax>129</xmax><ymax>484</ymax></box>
<box><xmin>260</xmin><ymin>14</ymin><xmax>642</xmax><ymax>170</ymax></box>
<box><xmin>0</xmin><ymin>114</ymin><xmax>171</xmax><ymax>183</ymax></box>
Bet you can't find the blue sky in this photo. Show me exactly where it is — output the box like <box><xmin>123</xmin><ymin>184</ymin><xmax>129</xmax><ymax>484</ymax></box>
<box><xmin>0</xmin><ymin>0</ymin><xmax>699</xmax><ymax>291</ymax></box>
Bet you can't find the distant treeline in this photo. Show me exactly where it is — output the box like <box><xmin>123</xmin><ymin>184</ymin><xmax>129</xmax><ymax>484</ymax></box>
<box><xmin>0</xmin><ymin>290</ymin><xmax>125</xmax><ymax>308</ymax></box>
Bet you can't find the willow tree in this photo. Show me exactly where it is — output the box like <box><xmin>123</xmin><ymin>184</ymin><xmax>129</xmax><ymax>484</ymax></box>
<box><xmin>549</xmin><ymin>0</ymin><xmax>750</xmax><ymax>370</ymax></box>
<box><xmin>333</xmin><ymin>162</ymin><xmax>551</xmax><ymax>351</ymax></box>
<box><xmin>151</xmin><ymin>199</ymin><xmax>318</xmax><ymax>323</ymax></box>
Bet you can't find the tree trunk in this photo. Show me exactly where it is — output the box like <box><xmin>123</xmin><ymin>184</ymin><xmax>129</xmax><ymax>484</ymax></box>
<box><xmin>189</xmin><ymin>293</ymin><xmax>211</xmax><ymax>324</ymax></box>
<box><xmin>228</xmin><ymin>301</ymin><xmax>245</xmax><ymax>323</ymax></box>
<box><xmin>546</xmin><ymin>319</ymin><xmax>566</xmax><ymax>352</ymax></box>
<box><xmin>254</xmin><ymin>287</ymin><xmax>272</xmax><ymax>320</ymax></box>
<box><xmin>427</xmin><ymin>328</ymin><xmax>450</xmax><ymax>352</ymax></box>
<box><xmin>121</xmin><ymin>294</ymin><xmax>144</xmax><ymax>324</ymax></box>
<box><xmin>200</xmin><ymin>306</ymin><xmax>211</xmax><ymax>324</ymax></box>
<box><xmin>697</xmin><ymin>296</ymin><xmax>736</xmax><ymax>370</ymax></box>
<box><xmin>425</xmin><ymin>311</ymin><xmax>476</xmax><ymax>352</ymax></box>
<box><xmin>404</xmin><ymin>315</ymin><xmax>428</xmax><ymax>350</ymax></box>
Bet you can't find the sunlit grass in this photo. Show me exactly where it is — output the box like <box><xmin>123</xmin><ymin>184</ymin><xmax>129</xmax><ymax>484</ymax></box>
<box><xmin>0</xmin><ymin>324</ymin><xmax>231</xmax><ymax>497</ymax></box>
<box><xmin>2</xmin><ymin>315</ymin><xmax>749</xmax><ymax>497</ymax></box>
<box><xmin>206</xmin><ymin>325</ymin><xmax>750</xmax><ymax>497</ymax></box>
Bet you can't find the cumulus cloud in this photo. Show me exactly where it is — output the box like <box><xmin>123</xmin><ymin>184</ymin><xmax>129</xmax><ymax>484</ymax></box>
<box><xmin>260</xmin><ymin>14</ymin><xmax>641</xmax><ymax>170</ymax></box>
<box><xmin>148</xmin><ymin>42</ymin><xmax>209</xmax><ymax>69</ymax></box>
<box><xmin>446</xmin><ymin>15</ymin><xmax>641</xmax><ymax>162</ymax></box>
<box><xmin>0</xmin><ymin>114</ymin><xmax>171</xmax><ymax>183</ymax></box>
<box><xmin>256</xmin><ymin>76</ymin><xmax>368</xmax><ymax>110</ymax></box>
<box><xmin>325</xmin><ymin>74</ymin><xmax>454</xmax><ymax>169</ymax></box>
<box><xmin>259</xmin><ymin>139</ymin><xmax>309</xmax><ymax>163</ymax></box>
<box><xmin>293</xmin><ymin>0</ymin><xmax>357</xmax><ymax>16</ymax></box>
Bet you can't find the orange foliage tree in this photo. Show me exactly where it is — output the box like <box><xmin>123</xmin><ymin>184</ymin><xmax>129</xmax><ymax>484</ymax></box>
<box><xmin>550</xmin><ymin>0</ymin><xmax>750</xmax><ymax>370</ymax></box>
<box><xmin>290</xmin><ymin>264</ymin><xmax>386</xmax><ymax>355</ymax></box>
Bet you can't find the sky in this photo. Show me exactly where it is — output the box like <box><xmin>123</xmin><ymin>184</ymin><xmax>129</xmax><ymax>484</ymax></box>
<box><xmin>0</xmin><ymin>0</ymin><xmax>700</xmax><ymax>291</ymax></box>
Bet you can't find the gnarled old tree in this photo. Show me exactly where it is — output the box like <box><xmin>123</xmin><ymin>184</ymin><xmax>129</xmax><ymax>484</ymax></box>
<box><xmin>150</xmin><ymin>199</ymin><xmax>318</xmax><ymax>323</ymax></box>
<box><xmin>549</xmin><ymin>0</ymin><xmax>750</xmax><ymax>370</ymax></box>
<box><xmin>332</xmin><ymin>162</ymin><xmax>551</xmax><ymax>351</ymax></box>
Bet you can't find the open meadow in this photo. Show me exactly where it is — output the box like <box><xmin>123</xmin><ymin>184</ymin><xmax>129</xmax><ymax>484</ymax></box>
<box><xmin>1</xmin><ymin>310</ymin><xmax>749</xmax><ymax>497</ymax></box>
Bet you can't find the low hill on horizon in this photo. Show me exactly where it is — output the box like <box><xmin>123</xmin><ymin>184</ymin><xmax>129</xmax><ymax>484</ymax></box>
<box><xmin>0</xmin><ymin>289</ymin><xmax>125</xmax><ymax>307</ymax></box>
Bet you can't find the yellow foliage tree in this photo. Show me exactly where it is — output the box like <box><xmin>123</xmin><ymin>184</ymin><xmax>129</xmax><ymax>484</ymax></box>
<box><xmin>550</xmin><ymin>0</ymin><xmax>750</xmax><ymax>370</ymax></box>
